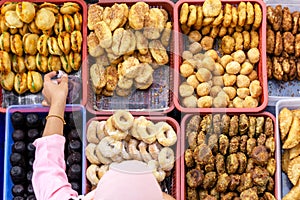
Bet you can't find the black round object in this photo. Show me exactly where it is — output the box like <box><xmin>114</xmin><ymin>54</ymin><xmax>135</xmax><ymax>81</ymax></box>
<box><xmin>67</xmin><ymin>152</ymin><xmax>81</xmax><ymax>166</ymax></box>
<box><xmin>27</xmin><ymin>143</ymin><xmax>36</xmax><ymax>158</ymax></box>
<box><xmin>68</xmin><ymin>140</ymin><xmax>81</xmax><ymax>153</ymax></box>
<box><xmin>26</xmin><ymin>113</ymin><xmax>40</xmax><ymax>128</ymax></box>
<box><xmin>10</xmin><ymin>166</ymin><xmax>26</xmax><ymax>184</ymax></box>
<box><xmin>70</xmin><ymin>182</ymin><xmax>80</xmax><ymax>191</ymax></box>
<box><xmin>67</xmin><ymin>129</ymin><xmax>80</xmax><ymax>141</ymax></box>
<box><xmin>13</xmin><ymin>196</ymin><xmax>25</xmax><ymax>200</ymax></box>
<box><xmin>12</xmin><ymin>130</ymin><xmax>26</xmax><ymax>142</ymax></box>
<box><xmin>10</xmin><ymin>153</ymin><xmax>26</xmax><ymax>167</ymax></box>
<box><xmin>12</xmin><ymin>141</ymin><xmax>26</xmax><ymax>153</ymax></box>
<box><xmin>26</xmin><ymin>195</ymin><xmax>36</xmax><ymax>200</ymax></box>
<box><xmin>27</xmin><ymin>170</ymin><xmax>33</xmax><ymax>181</ymax></box>
<box><xmin>12</xmin><ymin>184</ymin><xmax>25</xmax><ymax>196</ymax></box>
<box><xmin>67</xmin><ymin>164</ymin><xmax>81</xmax><ymax>181</ymax></box>
<box><xmin>11</xmin><ymin>112</ymin><xmax>25</xmax><ymax>129</ymax></box>
<box><xmin>27</xmin><ymin>129</ymin><xmax>40</xmax><ymax>142</ymax></box>
<box><xmin>27</xmin><ymin>184</ymin><xmax>34</xmax><ymax>194</ymax></box>
<box><xmin>28</xmin><ymin>157</ymin><xmax>34</xmax><ymax>167</ymax></box>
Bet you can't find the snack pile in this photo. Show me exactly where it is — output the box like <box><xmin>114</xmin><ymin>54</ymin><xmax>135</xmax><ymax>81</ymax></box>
<box><xmin>9</xmin><ymin>110</ymin><xmax>83</xmax><ymax>199</ymax></box>
<box><xmin>85</xmin><ymin>110</ymin><xmax>177</xmax><ymax>189</ymax></box>
<box><xmin>267</xmin><ymin>5</ymin><xmax>300</xmax><ymax>81</ymax></box>
<box><xmin>279</xmin><ymin>108</ymin><xmax>300</xmax><ymax>200</ymax></box>
<box><xmin>87</xmin><ymin>2</ymin><xmax>172</xmax><ymax>97</ymax></box>
<box><xmin>184</xmin><ymin>114</ymin><xmax>276</xmax><ymax>199</ymax></box>
<box><xmin>178</xmin><ymin>0</ymin><xmax>263</xmax><ymax>109</ymax></box>
<box><xmin>0</xmin><ymin>2</ymin><xmax>83</xmax><ymax>94</ymax></box>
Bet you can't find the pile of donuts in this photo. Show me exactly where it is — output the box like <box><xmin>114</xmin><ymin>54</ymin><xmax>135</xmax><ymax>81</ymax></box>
<box><xmin>85</xmin><ymin>110</ymin><xmax>177</xmax><ymax>188</ymax></box>
<box><xmin>0</xmin><ymin>1</ymin><xmax>83</xmax><ymax>94</ymax></box>
<box><xmin>87</xmin><ymin>2</ymin><xmax>172</xmax><ymax>97</ymax></box>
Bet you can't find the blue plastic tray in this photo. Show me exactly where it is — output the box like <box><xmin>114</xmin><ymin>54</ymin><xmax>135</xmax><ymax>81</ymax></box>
<box><xmin>3</xmin><ymin>104</ymin><xmax>86</xmax><ymax>200</ymax></box>
<box><xmin>0</xmin><ymin>113</ymin><xmax>5</xmax><ymax>198</ymax></box>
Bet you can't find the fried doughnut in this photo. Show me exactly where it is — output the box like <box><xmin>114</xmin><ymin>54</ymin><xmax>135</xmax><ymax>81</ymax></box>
<box><xmin>148</xmin><ymin>160</ymin><xmax>166</xmax><ymax>182</ymax></box>
<box><xmin>137</xmin><ymin>119</ymin><xmax>156</xmax><ymax>144</ymax></box>
<box><xmin>149</xmin><ymin>142</ymin><xmax>162</xmax><ymax>161</ymax></box>
<box><xmin>86</xmin><ymin>164</ymin><xmax>100</xmax><ymax>186</ymax></box>
<box><xmin>121</xmin><ymin>141</ymin><xmax>131</xmax><ymax>160</ymax></box>
<box><xmin>158</xmin><ymin>147</ymin><xmax>175</xmax><ymax>171</ymax></box>
<box><xmin>128</xmin><ymin>139</ymin><xmax>143</xmax><ymax>161</ymax></box>
<box><xmin>95</xmin><ymin>144</ymin><xmax>112</xmax><ymax>165</ymax></box>
<box><xmin>87</xmin><ymin>121</ymin><xmax>100</xmax><ymax>144</ymax></box>
<box><xmin>155</xmin><ymin>122</ymin><xmax>177</xmax><ymax>147</ymax></box>
<box><xmin>98</xmin><ymin>136</ymin><xmax>122</xmax><ymax>158</ymax></box>
<box><xmin>111</xmin><ymin>110</ymin><xmax>134</xmax><ymax>132</ymax></box>
<box><xmin>138</xmin><ymin>142</ymin><xmax>153</xmax><ymax>163</ymax></box>
<box><xmin>104</xmin><ymin>117</ymin><xmax>128</xmax><ymax>141</ymax></box>
<box><xmin>85</xmin><ymin>143</ymin><xmax>100</xmax><ymax>165</ymax></box>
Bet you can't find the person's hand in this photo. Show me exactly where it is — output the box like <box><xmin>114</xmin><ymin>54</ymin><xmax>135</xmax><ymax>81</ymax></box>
<box><xmin>162</xmin><ymin>192</ymin><xmax>175</xmax><ymax>200</ymax></box>
<box><xmin>42</xmin><ymin>71</ymin><xmax>68</xmax><ymax>107</ymax></box>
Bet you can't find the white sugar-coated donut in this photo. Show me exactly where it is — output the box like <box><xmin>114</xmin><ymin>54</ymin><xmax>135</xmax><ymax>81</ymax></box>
<box><xmin>138</xmin><ymin>141</ymin><xmax>153</xmax><ymax>163</ymax></box>
<box><xmin>158</xmin><ymin>147</ymin><xmax>175</xmax><ymax>171</ymax></box>
<box><xmin>98</xmin><ymin>136</ymin><xmax>122</xmax><ymax>158</ymax></box>
<box><xmin>112</xmin><ymin>110</ymin><xmax>134</xmax><ymax>131</ymax></box>
<box><xmin>85</xmin><ymin>143</ymin><xmax>100</xmax><ymax>165</ymax></box>
<box><xmin>155</xmin><ymin>122</ymin><xmax>177</xmax><ymax>147</ymax></box>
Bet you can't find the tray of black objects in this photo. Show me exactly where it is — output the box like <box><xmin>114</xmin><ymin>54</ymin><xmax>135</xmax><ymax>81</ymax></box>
<box><xmin>3</xmin><ymin>104</ymin><xmax>86</xmax><ymax>200</ymax></box>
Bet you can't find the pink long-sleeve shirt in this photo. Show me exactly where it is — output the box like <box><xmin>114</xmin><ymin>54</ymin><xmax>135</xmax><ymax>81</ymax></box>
<box><xmin>32</xmin><ymin>134</ymin><xmax>164</xmax><ymax>200</ymax></box>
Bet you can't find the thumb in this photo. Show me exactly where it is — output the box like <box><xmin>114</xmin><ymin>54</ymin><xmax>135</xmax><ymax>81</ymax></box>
<box><xmin>60</xmin><ymin>74</ymin><xmax>68</xmax><ymax>86</ymax></box>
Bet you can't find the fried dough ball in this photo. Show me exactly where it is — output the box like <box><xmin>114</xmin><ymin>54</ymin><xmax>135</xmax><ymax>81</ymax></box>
<box><xmin>187</xmin><ymin>75</ymin><xmax>200</xmax><ymax>89</ymax></box>
<box><xmin>189</xmin><ymin>42</ymin><xmax>202</xmax><ymax>54</ymax></box>
<box><xmin>236</xmin><ymin>75</ymin><xmax>250</xmax><ymax>88</ymax></box>
<box><xmin>210</xmin><ymin>85</ymin><xmax>222</xmax><ymax>97</ymax></box>
<box><xmin>243</xmin><ymin>96</ymin><xmax>258</xmax><ymax>108</ymax></box>
<box><xmin>189</xmin><ymin>30</ymin><xmax>202</xmax><ymax>42</ymax></box>
<box><xmin>213</xmin><ymin>91</ymin><xmax>229</xmax><ymax>108</ymax></box>
<box><xmin>247</xmin><ymin>48</ymin><xmax>260</xmax><ymax>64</ymax></box>
<box><xmin>231</xmin><ymin>50</ymin><xmax>246</xmax><ymax>64</ymax></box>
<box><xmin>282</xmin><ymin>7</ymin><xmax>292</xmax><ymax>32</ymax></box>
<box><xmin>223</xmin><ymin>73</ymin><xmax>236</xmax><ymax>86</ymax></box>
<box><xmin>248</xmin><ymin>70</ymin><xmax>258</xmax><ymax>81</ymax></box>
<box><xmin>200</xmin><ymin>36</ymin><xmax>214</xmax><ymax>51</ymax></box>
<box><xmin>283</xmin><ymin>32</ymin><xmax>295</xmax><ymax>54</ymax></box>
<box><xmin>179</xmin><ymin>82</ymin><xmax>194</xmax><ymax>97</ymax></box>
<box><xmin>197</xmin><ymin>96</ymin><xmax>213</xmax><ymax>108</ymax></box>
<box><xmin>237</xmin><ymin>88</ymin><xmax>250</xmax><ymax>99</ymax></box>
<box><xmin>203</xmin><ymin>171</ymin><xmax>217</xmax><ymax>190</ymax></box>
<box><xmin>212</xmin><ymin>76</ymin><xmax>224</xmax><ymax>86</ymax></box>
<box><xmin>220</xmin><ymin>55</ymin><xmax>233</xmax><ymax>68</ymax></box>
<box><xmin>240</xmin><ymin>61</ymin><xmax>253</xmax><ymax>75</ymax></box>
<box><xmin>226</xmin><ymin>61</ymin><xmax>241</xmax><ymax>75</ymax></box>
<box><xmin>266</xmin><ymin>29</ymin><xmax>275</xmax><ymax>54</ymax></box>
<box><xmin>249</xmin><ymin>80</ymin><xmax>262</xmax><ymax>98</ymax></box>
<box><xmin>223</xmin><ymin>87</ymin><xmax>236</xmax><ymax>100</ymax></box>
<box><xmin>183</xmin><ymin>95</ymin><xmax>198</xmax><ymax>108</ymax></box>
<box><xmin>196</xmin><ymin>68</ymin><xmax>212</xmax><ymax>82</ymax></box>
<box><xmin>213</xmin><ymin>63</ymin><xmax>225</xmax><ymax>76</ymax></box>
<box><xmin>203</xmin><ymin>0</ymin><xmax>222</xmax><ymax>17</ymax></box>
<box><xmin>232</xmin><ymin>96</ymin><xmax>243</xmax><ymax>108</ymax></box>
<box><xmin>274</xmin><ymin>31</ymin><xmax>283</xmax><ymax>56</ymax></box>
<box><xmin>197</xmin><ymin>82</ymin><xmax>211</xmax><ymax>97</ymax></box>
<box><xmin>180</xmin><ymin>61</ymin><xmax>194</xmax><ymax>78</ymax></box>
<box><xmin>221</xmin><ymin>36</ymin><xmax>235</xmax><ymax>55</ymax></box>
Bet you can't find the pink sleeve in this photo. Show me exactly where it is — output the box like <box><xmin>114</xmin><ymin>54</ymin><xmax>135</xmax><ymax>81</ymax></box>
<box><xmin>32</xmin><ymin>134</ymin><xmax>78</xmax><ymax>200</ymax></box>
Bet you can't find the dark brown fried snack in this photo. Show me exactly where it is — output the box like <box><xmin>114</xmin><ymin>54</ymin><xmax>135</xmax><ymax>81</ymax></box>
<box><xmin>237</xmin><ymin>173</ymin><xmax>253</xmax><ymax>192</ymax></box>
<box><xmin>292</xmin><ymin>11</ymin><xmax>300</xmax><ymax>34</ymax></box>
<box><xmin>219</xmin><ymin>134</ymin><xmax>229</xmax><ymax>155</ymax></box>
<box><xmin>229</xmin><ymin>115</ymin><xmax>239</xmax><ymax>137</ymax></box>
<box><xmin>229</xmin><ymin>136</ymin><xmax>240</xmax><ymax>154</ymax></box>
<box><xmin>282</xmin><ymin>7</ymin><xmax>292</xmax><ymax>31</ymax></box>
<box><xmin>251</xmin><ymin>145</ymin><xmax>269</xmax><ymax>166</ymax></box>
<box><xmin>203</xmin><ymin>171</ymin><xmax>217</xmax><ymax>190</ymax></box>
<box><xmin>267</xmin><ymin>56</ymin><xmax>273</xmax><ymax>79</ymax></box>
<box><xmin>289</xmin><ymin>57</ymin><xmax>297</xmax><ymax>81</ymax></box>
<box><xmin>273</xmin><ymin>56</ymin><xmax>283</xmax><ymax>80</ymax></box>
<box><xmin>239</xmin><ymin>114</ymin><xmax>249</xmax><ymax>135</ymax></box>
<box><xmin>282</xmin><ymin>57</ymin><xmax>290</xmax><ymax>74</ymax></box>
<box><xmin>185</xmin><ymin>149</ymin><xmax>195</xmax><ymax>168</ymax></box>
<box><xmin>266</xmin><ymin>28</ymin><xmax>275</xmax><ymax>54</ymax></box>
<box><xmin>295</xmin><ymin>34</ymin><xmax>300</xmax><ymax>57</ymax></box>
<box><xmin>240</xmin><ymin>135</ymin><xmax>248</xmax><ymax>153</ymax></box>
<box><xmin>186</xmin><ymin>169</ymin><xmax>204</xmax><ymax>188</ymax></box>
<box><xmin>273</xmin><ymin>5</ymin><xmax>283</xmax><ymax>31</ymax></box>
<box><xmin>267</xmin><ymin>6</ymin><xmax>275</xmax><ymax>25</ymax></box>
<box><xmin>283</xmin><ymin>32</ymin><xmax>295</xmax><ymax>54</ymax></box>
<box><xmin>229</xmin><ymin>174</ymin><xmax>240</xmax><ymax>191</ymax></box>
<box><xmin>187</xmin><ymin>115</ymin><xmax>201</xmax><ymax>132</ymax></box>
<box><xmin>215</xmin><ymin>153</ymin><xmax>225</xmax><ymax>174</ymax></box>
<box><xmin>216</xmin><ymin>173</ymin><xmax>230</xmax><ymax>193</ymax></box>
<box><xmin>226</xmin><ymin>153</ymin><xmax>239</xmax><ymax>174</ymax></box>
<box><xmin>297</xmin><ymin>60</ymin><xmax>300</xmax><ymax>80</ymax></box>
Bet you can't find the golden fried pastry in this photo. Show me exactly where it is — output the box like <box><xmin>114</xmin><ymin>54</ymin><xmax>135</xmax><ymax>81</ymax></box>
<box><xmin>180</xmin><ymin>61</ymin><xmax>194</xmax><ymax>78</ymax></box>
<box><xmin>27</xmin><ymin>71</ymin><xmax>43</xmax><ymax>93</ymax></box>
<box><xmin>288</xmin><ymin>156</ymin><xmax>300</xmax><ymax>185</ymax></box>
<box><xmin>0</xmin><ymin>15</ymin><xmax>9</xmax><ymax>33</ymax></box>
<box><xmin>295</xmin><ymin>34</ymin><xmax>300</xmax><ymax>57</ymax></box>
<box><xmin>283</xmin><ymin>32</ymin><xmax>295</xmax><ymax>54</ymax></box>
<box><xmin>222</xmin><ymin>4</ymin><xmax>232</xmax><ymax>28</ymax></box>
<box><xmin>196</xmin><ymin>68</ymin><xmax>212</xmax><ymax>82</ymax></box>
<box><xmin>105</xmin><ymin>65</ymin><xmax>118</xmax><ymax>91</ymax></box>
<box><xmin>14</xmin><ymin>73</ymin><xmax>28</xmax><ymax>94</ymax></box>
<box><xmin>273</xmin><ymin>56</ymin><xmax>283</xmax><ymax>80</ymax></box>
<box><xmin>193</xmin><ymin>6</ymin><xmax>203</xmax><ymax>30</ymax></box>
<box><xmin>282</xmin><ymin>7</ymin><xmax>292</xmax><ymax>32</ymax></box>
<box><xmin>39</xmin><ymin>2</ymin><xmax>59</xmax><ymax>14</ymax></box>
<box><xmin>221</xmin><ymin>35</ymin><xmax>235</xmax><ymax>54</ymax></box>
<box><xmin>28</xmin><ymin>20</ymin><xmax>41</xmax><ymax>34</ymax></box>
<box><xmin>187</xmin><ymin>74</ymin><xmax>200</xmax><ymax>89</ymax></box>
<box><xmin>187</xmin><ymin>5</ymin><xmax>197</xmax><ymax>27</ymax></box>
<box><xmin>35</xmin><ymin>8</ymin><xmax>55</xmax><ymax>31</ymax></box>
<box><xmin>210</xmin><ymin>85</ymin><xmax>222</xmax><ymax>97</ymax></box>
<box><xmin>137</xmin><ymin>51</ymin><xmax>152</xmax><ymax>64</ymax></box>
<box><xmin>237</xmin><ymin>2</ymin><xmax>247</xmax><ymax>27</ymax></box>
<box><xmin>1</xmin><ymin>70</ymin><xmax>14</xmax><ymax>91</ymax></box>
<box><xmin>117</xmin><ymin>75</ymin><xmax>133</xmax><ymax>90</ymax></box>
<box><xmin>87</xmin><ymin>32</ymin><xmax>103</xmax><ymax>57</ymax></box>
<box><xmin>47</xmin><ymin>37</ymin><xmax>63</xmax><ymax>56</ymax></box>
<box><xmin>135</xmin><ymin>75</ymin><xmax>153</xmax><ymax>90</ymax></box>
<box><xmin>118</xmin><ymin>57</ymin><xmax>140</xmax><ymax>78</ymax></box>
<box><xmin>115</xmin><ymin>86</ymin><xmax>131</xmax><ymax>97</ymax></box>
<box><xmin>181</xmin><ymin>23</ymin><xmax>191</xmax><ymax>35</ymax></box>
<box><xmin>250</xmin><ymin>30</ymin><xmax>259</xmax><ymax>49</ymax></box>
<box><xmin>245</xmin><ymin>2</ymin><xmax>254</xmax><ymax>25</ymax></box>
<box><xmin>283</xmin><ymin>116</ymin><xmax>300</xmax><ymax>149</ymax></box>
<box><xmin>247</xmin><ymin>48</ymin><xmax>260</xmax><ymax>64</ymax></box>
<box><xmin>10</xmin><ymin>34</ymin><xmax>23</xmax><ymax>57</ymax></box>
<box><xmin>200</xmin><ymin>36</ymin><xmax>214</xmax><ymax>51</ymax></box>
<box><xmin>87</xmin><ymin>4</ymin><xmax>103</xmax><ymax>30</ymax></box>
<box><xmin>36</xmin><ymin>53</ymin><xmax>48</xmax><ymax>73</ymax></box>
<box><xmin>253</xmin><ymin>3</ymin><xmax>262</xmax><ymax>29</ymax></box>
<box><xmin>60</xmin><ymin>2</ymin><xmax>80</xmax><ymax>15</ymax></box>
<box><xmin>161</xmin><ymin>22</ymin><xmax>172</xmax><ymax>47</ymax></box>
<box><xmin>202</xmin><ymin>17</ymin><xmax>214</xmax><ymax>27</ymax></box>
<box><xmin>283</xmin><ymin>179</ymin><xmax>300</xmax><ymax>200</ymax></box>
<box><xmin>292</xmin><ymin>11</ymin><xmax>300</xmax><ymax>34</ymax></box>
<box><xmin>69</xmin><ymin>51</ymin><xmax>81</xmax><ymax>71</ymax></box>
<box><xmin>74</xmin><ymin>12</ymin><xmax>82</xmax><ymax>31</ymax></box>
<box><xmin>226</xmin><ymin>61</ymin><xmax>241</xmax><ymax>75</ymax></box>
<box><xmin>241</xmin><ymin>31</ymin><xmax>250</xmax><ymax>51</ymax></box>
<box><xmin>0</xmin><ymin>50</ymin><xmax>11</xmax><ymax>74</ymax></box>
<box><xmin>111</xmin><ymin>28</ymin><xmax>131</xmax><ymax>56</ymax></box>
<box><xmin>196</xmin><ymin>82</ymin><xmax>211</xmax><ymax>97</ymax></box>
<box><xmin>36</xmin><ymin>34</ymin><xmax>49</xmax><ymax>56</ymax></box>
<box><xmin>289</xmin><ymin>58</ymin><xmax>297</xmax><ymax>81</ymax></box>
<box><xmin>274</xmin><ymin>31</ymin><xmax>283</xmax><ymax>56</ymax></box>
<box><xmin>134</xmin><ymin>63</ymin><xmax>153</xmax><ymax>84</ymax></box>
<box><xmin>249</xmin><ymin>80</ymin><xmax>262</xmax><ymax>98</ymax></box>
<box><xmin>282</xmin><ymin>58</ymin><xmax>291</xmax><ymax>74</ymax></box>
<box><xmin>1</xmin><ymin>2</ymin><xmax>17</xmax><ymax>15</ymax></box>
<box><xmin>23</xmin><ymin>33</ymin><xmax>39</xmax><ymax>56</ymax></box>
<box><xmin>128</xmin><ymin>2</ymin><xmax>149</xmax><ymax>30</ymax></box>
<box><xmin>242</xmin><ymin>96</ymin><xmax>258</xmax><ymax>108</ymax></box>
<box><xmin>223</xmin><ymin>87</ymin><xmax>236</xmax><ymax>100</ymax></box>
<box><xmin>63</xmin><ymin>14</ymin><xmax>75</xmax><ymax>33</ymax></box>
<box><xmin>133</xmin><ymin>31</ymin><xmax>148</xmax><ymax>55</ymax></box>
<box><xmin>107</xmin><ymin>4</ymin><xmax>129</xmax><ymax>31</ymax></box>
<box><xmin>189</xmin><ymin>42</ymin><xmax>202</xmax><ymax>54</ymax></box>
<box><xmin>60</xmin><ymin>55</ymin><xmax>71</xmax><ymax>73</ymax></box>
<box><xmin>266</xmin><ymin>56</ymin><xmax>273</xmax><ymax>79</ymax></box>
<box><xmin>266</xmin><ymin>29</ymin><xmax>275</xmax><ymax>54</ymax></box>
<box><xmin>149</xmin><ymin>40</ymin><xmax>169</xmax><ymax>65</ymax></box>
<box><xmin>203</xmin><ymin>0</ymin><xmax>222</xmax><ymax>17</ymax></box>
<box><xmin>18</xmin><ymin>23</ymin><xmax>29</xmax><ymax>36</ymax></box>
<box><xmin>273</xmin><ymin>5</ymin><xmax>283</xmax><ymax>31</ymax></box>
<box><xmin>231</xmin><ymin>50</ymin><xmax>246</xmax><ymax>64</ymax></box>
<box><xmin>42</xmin><ymin>28</ymin><xmax>53</xmax><ymax>36</ymax></box>
<box><xmin>237</xmin><ymin>88</ymin><xmax>250</xmax><ymax>99</ymax></box>
<box><xmin>179</xmin><ymin>3</ymin><xmax>189</xmax><ymax>25</ymax></box>
<box><xmin>94</xmin><ymin>21</ymin><xmax>112</xmax><ymax>49</ymax></box>
<box><xmin>71</xmin><ymin>30</ymin><xmax>82</xmax><ymax>53</ymax></box>
<box><xmin>279</xmin><ymin>108</ymin><xmax>294</xmax><ymax>141</ymax></box>
<box><xmin>57</xmin><ymin>32</ymin><xmax>71</xmax><ymax>55</ymax></box>
<box><xmin>209</xmin><ymin>26</ymin><xmax>219</xmax><ymax>39</ymax></box>
<box><xmin>233</xmin><ymin>32</ymin><xmax>244</xmax><ymax>51</ymax></box>
<box><xmin>90</xmin><ymin>63</ymin><xmax>106</xmax><ymax>93</ymax></box>
<box><xmin>212</xmin><ymin>10</ymin><xmax>223</xmax><ymax>27</ymax></box>
<box><xmin>16</xmin><ymin>2</ymin><xmax>35</xmax><ymax>24</ymax></box>
<box><xmin>144</xmin><ymin>8</ymin><xmax>166</xmax><ymax>40</ymax></box>
<box><xmin>48</xmin><ymin>55</ymin><xmax>61</xmax><ymax>71</ymax></box>
<box><xmin>213</xmin><ymin>91</ymin><xmax>229</xmax><ymax>108</ymax></box>
<box><xmin>290</xmin><ymin>144</ymin><xmax>300</xmax><ymax>160</ymax></box>
<box><xmin>5</xmin><ymin>11</ymin><xmax>23</xmax><ymax>28</ymax></box>
<box><xmin>12</xmin><ymin>55</ymin><xmax>25</xmax><ymax>74</ymax></box>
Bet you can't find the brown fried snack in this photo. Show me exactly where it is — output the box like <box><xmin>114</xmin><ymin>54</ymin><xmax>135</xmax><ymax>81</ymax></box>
<box><xmin>267</xmin><ymin>56</ymin><xmax>273</xmax><ymax>79</ymax></box>
<box><xmin>267</xmin><ymin>6</ymin><xmax>275</xmax><ymax>25</ymax></box>
<box><xmin>250</xmin><ymin>30</ymin><xmax>259</xmax><ymax>49</ymax></box>
<box><xmin>144</xmin><ymin>8</ymin><xmax>167</xmax><ymax>40</ymax></box>
<box><xmin>12</xmin><ymin>55</ymin><xmax>25</xmax><ymax>74</ymax></box>
<box><xmin>231</xmin><ymin>6</ymin><xmax>238</xmax><ymax>28</ymax></box>
<box><xmin>212</xmin><ymin>10</ymin><xmax>223</xmax><ymax>27</ymax></box>
<box><xmin>222</xmin><ymin>4</ymin><xmax>232</xmax><ymax>28</ymax></box>
<box><xmin>283</xmin><ymin>32</ymin><xmax>295</xmax><ymax>54</ymax></box>
<box><xmin>27</xmin><ymin>71</ymin><xmax>43</xmax><ymax>93</ymax></box>
<box><xmin>292</xmin><ymin>11</ymin><xmax>300</xmax><ymax>34</ymax></box>
<box><xmin>128</xmin><ymin>2</ymin><xmax>149</xmax><ymax>30</ymax></box>
<box><xmin>297</xmin><ymin>60</ymin><xmax>300</xmax><ymax>80</ymax></box>
<box><xmin>233</xmin><ymin>32</ymin><xmax>243</xmax><ymax>51</ymax></box>
<box><xmin>149</xmin><ymin>40</ymin><xmax>169</xmax><ymax>65</ymax></box>
<box><xmin>161</xmin><ymin>22</ymin><xmax>172</xmax><ymax>47</ymax></box>
<box><xmin>203</xmin><ymin>0</ymin><xmax>222</xmax><ymax>17</ymax></box>
<box><xmin>282</xmin><ymin>58</ymin><xmax>290</xmax><ymax>75</ymax></box>
<box><xmin>295</xmin><ymin>34</ymin><xmax>300</xmax><ymax>57</ymax></box>
<box><xmin>94</xmin><ymin>21</ymin><xmax>112</xmax><ymax>49</ymax></box>
<box><xmin>273</xmin><ymin>5</ymin><xmax>283</xmax><ymax>31</ymax></box>
<box><xmin>289</xmin><ymin>58</ymin><xmax>297</xmax><ymax>81</ymax></box>
<box><xmin>14</xmin><ymin>73</ymin><xmax>27</xmax><ymax>94</ymax></box>
<box><xmin>10</xmin><ymin>34</ymin><xmax>23</xmax><ymax>57</ymax></box>
<box><xmin>274</xmin><ymin>31</ymin><xmax>283</xmax><ymax>56</ymax></box>
<box><xmin>193</xmin><ymin>6</ymin><xmax>203</xmax><ymax>30</ymax></box>
<box><xmin>1</xmin><ymin>70</ymin><xmax>14</xmax><ymax>91</ymax></box>
<box><xmin>187</xmin><ymin>5</ymin><xmax>197</xmax><ymax>27</ymax></box>
<box><xmin>105</xmin><ymin>65</ymin><xmax>118</xmax><ymax>92</ymax></box>
<box><xmin>179</xmin><ymin>3</ymin><xmax>189</xmax><ymax>25</ymax></box>
<box><xmin>238</xmin><ymin>2</ymin><xmax>247</xmax><ymax>27</ymax></box>
<box><xmin>288</xmin><ymin>156</ymin><xmax>300</xmax><ymax>185</ymax></box>
<box><xmin>60</xmin><ymin>2</ymin><xmax>80</xmax><ymax>15</ymax></box>
<box><xmin>246</xmin><ymin>2</ymin><xmax>254</xmax><ymax>25</ymax></box>
<box><xmin>266</xmin><ymin>29</ymin><xmax>275</xmax><ymax>54</ymax></box>
<box><xmin>242</xmin><ymin>31</ymin><xmax>251</xmax><ymax>50</ymax></box>
<box><xmin>16</xmin><ymin>2</ymin><xmax>35</xmax><ymax>24</ymax></box>
<box><xmin>221</xmin><ymin>35</ymin><xmax>235</xmax><ymax>54</ymax></box>
<box><xmin>201</xmin><ymin>36</ymin><xmax>214</xmax><ymax>51</ymax></box>
<box><xmin>35</xmin><ymin>8</ymin><xmax>55</xmax><ymax>31</ymax></box>
<box><xmin>87</xmin><ymin>4</ymin><xmax>103</xmax><ymax>30</ymax></box>
<box><xmin>253</xmin><ymin>3</ymin><xmax>262</xmax><ymax>29</ymax></box>
<box><xmin>282</xmin><ymin>7</ymin><xmax>292</xmax><ymax>32</ymax></box>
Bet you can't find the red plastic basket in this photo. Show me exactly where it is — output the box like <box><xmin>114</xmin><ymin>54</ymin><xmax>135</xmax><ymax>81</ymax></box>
<box><xmin>84</xmin><ymin>115</ymin><xmax>181</xmax><ymax>199</ymax></box>
<box><xmin>180</xmin><ymin>112</ymin><xmax>280</xmax><ymax>200</ymax></box>
<box><xmin>0</xmin><ymin>0</ymin><xmax>88</xmax><ymax>113</ymax></box>
<box><xmin>173</xmin><ymin>0</ymin><xmax>268</xmax><ymax>114</ymax></box>
<box><xmin>85</xmin><ymin>0</ymin><xmax>175</xmax><ymax>116</ymax></box>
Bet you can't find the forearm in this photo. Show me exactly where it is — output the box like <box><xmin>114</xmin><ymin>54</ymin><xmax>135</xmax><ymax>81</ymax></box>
<box><xmin>43</xmin><ymin>101</ymin><xmax>66</xmax><ymax>137</ymax></box>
